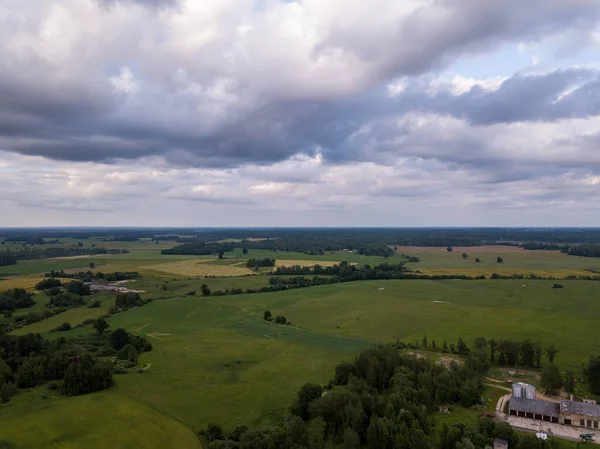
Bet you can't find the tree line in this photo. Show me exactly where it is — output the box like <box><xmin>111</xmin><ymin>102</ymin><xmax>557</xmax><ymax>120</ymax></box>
<box><xmin>0</xmin><ymin>253</ymin><xmax>17</xmax><ymax>267</ymax></box>
<box><xmin>1</xmin><ymin>247</ymin><xmax>129</xmax><ymax>262</ymax></box>
<box><xmin>44</xmin><ymin>270</ymin><xmax>140</xmax><ymax>282</ymax></box>
<box><xmin>161</xmin><ymin>242</ymin><xmax>235</xmax><ymax>256</ymax></box>
<box><xmin>246</xmin><ymin>258</ymin><xmax>275</xmax><ymax>268</ymax></box>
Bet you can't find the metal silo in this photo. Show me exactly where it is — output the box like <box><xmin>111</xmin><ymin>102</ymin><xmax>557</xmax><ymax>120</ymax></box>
<box><xmin>512</xmin><ymin>383</ymin><xmax>523</xmax><ymax>398</ymax></box>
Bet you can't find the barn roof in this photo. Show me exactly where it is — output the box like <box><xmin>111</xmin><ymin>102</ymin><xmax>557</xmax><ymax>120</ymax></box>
<box><xmin>509</xmin><ymin>396</ymin><xmax>560</xmax><ymax>417</ymax></box>
<box><xmin>560</xmin><ymin>400</ymin><xmax>600</xmax><ymax>418</ymax></box>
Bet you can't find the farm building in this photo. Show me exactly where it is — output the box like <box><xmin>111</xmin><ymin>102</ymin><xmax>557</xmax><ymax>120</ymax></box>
<box><xmin>508</xmin><ymin>397</ymin><xmax>559</xmax><ymax>423</ymax></box>
<box><xmin>560</xmin><ymin>399</ymin><xmax>600</xmax><ymax>429</ymax></box>
<box><xmin>512</xmin><ymin>382</ymin><xmax>536</xmax><ymax>400</ymax></box>
<box><xmin>509</xmin><ymin>396</ymin><xmax>600</xmax><ymax>429</ymax></box>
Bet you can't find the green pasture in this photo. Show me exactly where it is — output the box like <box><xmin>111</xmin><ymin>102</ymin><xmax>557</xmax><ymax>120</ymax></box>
<box><xmin>0</xmin><ymin>390</ymin><xmax>201</xmax><ymax>449</ymax></box>
<box><xmin>400</xmin><ymin>247</ymin><xmax>600</xmax><ymax>277</ymax></box>
<box><xmin>12</xmin><ymin>278</ymin><xmax>594</xmax><ymax>438</ymax></box>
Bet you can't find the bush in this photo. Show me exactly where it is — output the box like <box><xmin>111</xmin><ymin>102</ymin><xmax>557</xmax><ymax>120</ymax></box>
<box><xmin>88</xmin><ymin>299</ymin><xmax>101</xmax><ymax>308</ymax></box>
<box><xmin>552</xmin><ymin>283</ymin><xmax>564</xmax><ymax>289</ymax></box>
<box><xmin>82</xmin><ymin>318</ymin><xmax>95</xmax><ymax>325</ymax></box>
<box><xmin>117</xmin><ymin>344</ymin><xmax>138</xmax><ymax>363</ymax></box>
<box><xmin>275</xmin><ymin>316</ymin><xmax>287</xmax><ymax>324</ymax></box>
<box><xmin>35</xmin><ymin>278</ymin><xmax>62</xmax><ymax>290</ymax></box>
<box><xmin>47</xmin><ymin>381</ymin><xmax>59</xmax><ymax>391</ymax></box>
<box><xmin>53</xmin><ymin>322</ymin><xmax>72</xmax><ymax>332</ymax></box>
<box><xmin>263</xmin><ymin>311</ymin><xmax>272</xmax><ymax>321</ymax></box>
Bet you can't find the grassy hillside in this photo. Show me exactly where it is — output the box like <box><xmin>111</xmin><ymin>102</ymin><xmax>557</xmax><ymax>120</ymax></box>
<box><xmin>0</xmin><ymin>390</ymin><xmax>201</xmax><ymax>449</ymax></box>
<box><xmin>23</xmin><ymin>278</ymin><xmax>597</xmax><ymax>435</ymax></box>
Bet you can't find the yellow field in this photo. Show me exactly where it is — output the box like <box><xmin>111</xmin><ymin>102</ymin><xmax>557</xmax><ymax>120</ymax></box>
<box><xmin>274</xmin><ymin>260</ymin><xmax>342</xmax><ymax>268</ymax></box>
<box><xmin>0</xmin><ymin>277</ymin><xmax>72</xmax><ymax>291</ymax></box>
<box><xmin>141</xmin><ymin>259</ymin><xmax>255</xmax><ymax>278</ymax></box>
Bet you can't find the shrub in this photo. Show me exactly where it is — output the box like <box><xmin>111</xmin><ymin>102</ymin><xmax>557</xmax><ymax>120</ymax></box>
<box><xmin>88</xmin><ymin>299</ymin><xmax>101</xmax><ymax>308</ymax></box>
<box><xmin>552</xmin><ymin>283</ymin><xmax>564</xmax><ymax>289</ymax></box>
<box><xmin>263</xmin><ymin>311</ymin><xmax>272</xmax><ymax>321</ymax></box>
<box><xmin>53</xmin><ymin>322</ymin><xmax>72</xmax><ymax>332</ymax></box>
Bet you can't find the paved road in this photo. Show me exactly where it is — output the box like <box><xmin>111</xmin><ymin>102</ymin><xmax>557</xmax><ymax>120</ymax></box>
<box><xmin>507</xmin><ymin>416</ymin><xmax>598</xmax><ymax>444</ymax></box>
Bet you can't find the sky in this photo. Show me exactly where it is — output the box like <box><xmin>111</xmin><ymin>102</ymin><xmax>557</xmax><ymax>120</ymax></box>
<box><xmin>1</xmin><ymin>0</ymin><xmax>600</xmax><ymax>227</ymax></box>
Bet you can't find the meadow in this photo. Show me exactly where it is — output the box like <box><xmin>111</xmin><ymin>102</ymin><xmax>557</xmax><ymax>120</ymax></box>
<box><xmin>9</xmin><ymin>279</ymin><xmax>597</xmax><ymax>434</ymax></box>
<box><xmin>395</xmin><ymin>245</ymin><xmax>600</xmax><ymax>277</ymax></box>
<box><xmin>2</xmin><ymin>241</ymin><xmax>600</xmax><ymax>447</ymax></box>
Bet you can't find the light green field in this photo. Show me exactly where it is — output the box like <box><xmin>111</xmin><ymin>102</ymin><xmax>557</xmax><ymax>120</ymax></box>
<box><xmin>0</xmin><ymin>390</ymin><xmax>201</xmax><ymax>449</ymax></box>
<box><xmin>395</xmin><ymin>246</ymin><xmax>600</xmax><ymax>277</ymax></box>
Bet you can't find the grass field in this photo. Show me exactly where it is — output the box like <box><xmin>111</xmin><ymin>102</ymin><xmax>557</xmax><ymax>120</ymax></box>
<box><xmin>0</xmin><ymin>390</ymin><xmax>201</xmax><ymax>449</ymax></box>
<box><xmin>3</xmin><ymin>243</ymin><xmax>600</xmax><ymax>447</ymax></box>
<box><xmin>394</xmin><ymin>246</ymin><xmax>600</xmax><ymax>277</ymax></box>
<box><xmin>12</xmin><ymin>278</ymin><xmax>593</xmax><ymax>438</ymax></box>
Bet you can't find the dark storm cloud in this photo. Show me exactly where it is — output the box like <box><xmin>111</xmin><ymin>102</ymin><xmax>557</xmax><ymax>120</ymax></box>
<box><xmin>1</xmin><ymin>0</ymin><xmax>599</xmax><ymax>169</ymax></box>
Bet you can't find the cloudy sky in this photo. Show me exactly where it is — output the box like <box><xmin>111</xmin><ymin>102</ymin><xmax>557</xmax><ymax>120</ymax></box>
<box><xmin>2</xmin><ymin>0</ymin><xmax>600</xmax><ymax>227</ymax></box>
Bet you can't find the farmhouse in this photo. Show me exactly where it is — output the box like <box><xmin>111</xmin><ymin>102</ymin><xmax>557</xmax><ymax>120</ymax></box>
<box><xmin>508</xmin><ymin>396</ymin><xmax>600</xmax><ymax>429</ymax></box>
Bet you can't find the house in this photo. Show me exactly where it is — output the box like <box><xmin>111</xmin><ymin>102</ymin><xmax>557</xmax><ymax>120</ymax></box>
<box><xmin>493</xmin><ymin>438</ymin><xmax>509</xmax><ymax>449</ymax></box>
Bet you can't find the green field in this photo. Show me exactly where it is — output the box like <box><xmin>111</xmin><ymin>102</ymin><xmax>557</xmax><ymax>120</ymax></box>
<box><xmin>0</xmin><ymin>390</ymin><xmax>201</xmax><ymax>449</ymax></box>
<box><xmin>396</xmin><ymin>246</ymin><xmax>600</xmax><ymax>277</ymax></box>
<box><xmin>3</xmin><ymin>243</ymin><xmax>600</xmax><ymax>447</ymax></box>
<box><xmin>8</xmin><ymin>279</ymin><xmax>596</xmax><ymax>435</ymax></box>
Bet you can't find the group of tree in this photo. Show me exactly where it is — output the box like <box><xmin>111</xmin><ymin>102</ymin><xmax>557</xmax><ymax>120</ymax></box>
<box><xmin>567</xmin><ymin>244</ymin><xmax>600</xmax><ymax>258</ymax></box>
<box><xmin>246</xmin><ymin>258</ymin><xmax>276</xmax><ymax>268</ymax></box>
<box><xmin>161</xmin><ymin>242</ymin><xmax>235</xmax><ymax>256</ymax></box>
<box><xmin>263</xmin><ymin>311</ymin><xmax>288</xmax><ymax>324</ymax></box>
<box><xmin>4</xmin><ymin>247</ymin><xmax>128</xmax><ymax>261</ymax></box>
<box><xmin>0</xmin><ymin>289</ymin><xmax>35</xmax><ymax>313</ymax></box>
<box><xmin>0</xmin><ymin>253</ymin><xmax>17</xmax><ymax>267</ymax></box>
<box><xmin>200</xmin><ymin>342</ymin><xmax>571</xmax><ymax>449</ymax></box>
<box><xmin>115</xmin><ymin>292</ymin><xmax>145</xmax><ymax>310</ymax></box>
<box><xmin>0</xmin><ymin>328</ymin><xmax>147</xmax><ymax>404</ymax></box>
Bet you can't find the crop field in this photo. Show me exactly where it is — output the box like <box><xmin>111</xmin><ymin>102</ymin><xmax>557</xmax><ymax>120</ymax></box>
<box><xmin>141</xmin><ymin>258</ymin><xmax>256</xmax><ymax>278</ymax></box>
<box><xmin>394</xmin><ymin>246</ymin><xmax>600</xmax><ymax>277</ymax></box>
<box><xmin>0</xmin><ymin>390</ymin><xmax>201</xmax><ymax>449</ymax></box>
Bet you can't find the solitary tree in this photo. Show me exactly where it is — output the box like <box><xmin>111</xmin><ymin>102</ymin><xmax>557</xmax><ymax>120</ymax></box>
<box><xmin>89</xmin><ymin>262</ymin><xmax>95</xmax><ymax>269</ymax></box>
<box><xmin>200</xmin><ymin>284</ymin><xmax>211</xmax><ymax>297</ymax></box>
<box><xmin>587</xmin><ymin>355</ymin><xmax>600</xmax><ymax>394</ymax></box>
<box><xmin>218</xmin><ymin>251</ymin><xmax>224</xmax><ymax>260</ymax></box>
<box><xmin>446</xmin><ymin>246</ymin><xmax>453</xmax><ymax>252</ymax></box>
<box><xmin>242</xmin><ymin>248</ymin><xmax>248</xmax><ymax>255</ymax></box>
<box><xmin>263</xmin><ymin>311</ymin><xmax>272</xmax><ymax>321</ymax></box>
<box><xmin>546</xmin><ymin>345</ymin><xmax>558</xmax><ymax>363</ymax></box>
<box><xmin>564</xmin><ymin>370</ymin><xmax>575</xmax><ymax>395</ymax></box>
<box><xmin>462</xmin><ymin>253</ymin><xmax>468</xmax><ymax>259</ymax></box>
<box><xmin>475</xmin><ymin>258</ymin><xmax>481</xmax><ymax>263</ymax></box>
<box><xmin>540</xmin><ymin>363</ymin><xmax>563</xmax><ymax>393</ymax></box>
<box><xmin>497</xmin><ymin>256</ymin><xmax>504</xmax><ymax>263</ymax></box>
<box><xmin>93</xmin><ymin>317</ymin><xmax>109</xmax><ymax>335</ymax></box>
